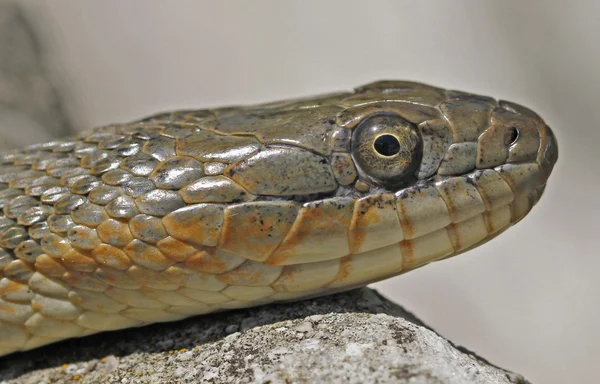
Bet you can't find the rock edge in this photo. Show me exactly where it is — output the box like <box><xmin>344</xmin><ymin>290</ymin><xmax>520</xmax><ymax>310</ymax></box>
<box><xmin>0</xmin><ymin>288</ymin><xmax>529</xmax><ymax>384</ymax></box>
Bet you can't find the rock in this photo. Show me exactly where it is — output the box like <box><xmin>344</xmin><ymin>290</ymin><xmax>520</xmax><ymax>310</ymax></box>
<box><xmin>0</xmin><ymin>288</ymin><xmax>529</xmax><ymax>384</ymax></box>
<box><xmin>0</xmin><ymin>1</ymin><xmax>74</xmax><ymax>150</ymax></box>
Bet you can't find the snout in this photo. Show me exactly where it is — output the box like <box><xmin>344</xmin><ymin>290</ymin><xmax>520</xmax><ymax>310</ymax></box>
<box><xmin>537</xmin><ymin>124</ymin><xmax>558</xmax><ymax>182</ymax></box>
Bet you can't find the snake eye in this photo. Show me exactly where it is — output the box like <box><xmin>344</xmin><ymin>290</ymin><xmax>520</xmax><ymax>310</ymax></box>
<box><xmin>505</xmin><ymin>127</ymin><xmax>520</xmax><ymax>146</ymax></box>
<box><xmin>351</xmin><ymin>114</ymin><xmax>421</xmax><ymax>187</ymax></box>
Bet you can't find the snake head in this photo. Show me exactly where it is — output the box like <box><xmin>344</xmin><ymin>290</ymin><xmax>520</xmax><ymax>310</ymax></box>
<box><xmin>330</xmin><ymin>81</ymin><xmax>559</xmax><ymax>271</ymax></box>
<box><xmin>141</xmin><ymin>80</ymin><xmax>555</xmax><ymax>273</ymax></box>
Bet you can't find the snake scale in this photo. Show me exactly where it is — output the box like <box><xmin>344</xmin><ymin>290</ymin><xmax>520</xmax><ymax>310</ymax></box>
<box><xmin>0</xmin><ymin>81</ymin><xmax>557</xmax><ymax>356</ymax></box>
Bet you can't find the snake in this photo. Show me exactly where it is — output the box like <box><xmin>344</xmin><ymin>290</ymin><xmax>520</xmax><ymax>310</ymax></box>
<box><xmin>0</xmin><ymin>80</ymin><xmax>558</xmax><ymax>356</ymax></box>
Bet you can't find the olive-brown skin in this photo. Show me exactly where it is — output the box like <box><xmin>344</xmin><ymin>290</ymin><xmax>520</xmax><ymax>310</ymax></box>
<box><xmin>0</xmin><ymin>80</ymin><xmax>557</xmax><ymax>356</ymax></box>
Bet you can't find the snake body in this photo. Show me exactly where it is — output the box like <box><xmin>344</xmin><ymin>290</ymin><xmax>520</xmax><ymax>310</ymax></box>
<box><xmin>0</xmin><ymin>81</ymin><xmax>557</xmax><ymax>356</ymax></box>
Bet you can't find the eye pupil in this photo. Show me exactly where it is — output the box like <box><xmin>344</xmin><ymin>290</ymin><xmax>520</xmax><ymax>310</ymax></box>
<box><xmin>374</xmin><ymin>134</ymin><xmax>401</xmax><ymax>157</ymax></box>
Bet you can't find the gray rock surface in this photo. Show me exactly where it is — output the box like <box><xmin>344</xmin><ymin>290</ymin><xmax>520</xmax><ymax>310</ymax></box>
<box><xmin>0</xmin><ymin>288</ymin><xmax>529</xmax><ymax>384</ymax></box>
<box><xmin>0</xmin><ymin>1</ymin><xmax>73</xmax><ymax>150</ymax></box>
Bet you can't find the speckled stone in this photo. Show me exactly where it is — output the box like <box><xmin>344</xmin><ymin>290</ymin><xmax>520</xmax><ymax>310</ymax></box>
<box><xmin>0</xmin><ymin>289</ymin><xmax>530</xmax><ymax>384</ymax></box>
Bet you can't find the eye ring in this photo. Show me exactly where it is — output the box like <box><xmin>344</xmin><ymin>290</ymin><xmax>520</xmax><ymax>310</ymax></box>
<box><xmin>373</xmin><ymin>134</ymin><xmax>401</xmax><ymax>157</ymax></box>
<box><xmin>505</xmin><ymin>127</ymin><xmax>519</xmax><ymax>146</ymax></box>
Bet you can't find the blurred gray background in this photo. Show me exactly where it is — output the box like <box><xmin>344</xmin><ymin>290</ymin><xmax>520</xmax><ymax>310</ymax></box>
<box><xmin>4</xmin><ymin>1</ymin><xmax>598</xmax><ymax>382</ymax></box>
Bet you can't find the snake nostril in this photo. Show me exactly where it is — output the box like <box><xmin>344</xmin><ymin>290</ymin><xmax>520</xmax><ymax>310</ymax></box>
<box><xmin>505</xmin><ymin>127</ymin><xmax>519</xmax><ymax>146</ymax></box>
